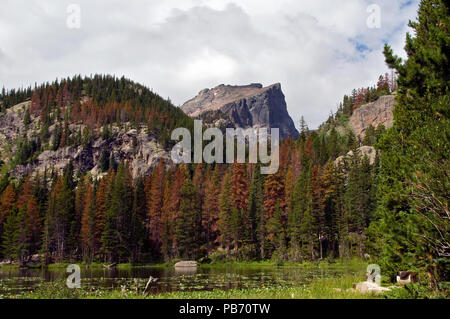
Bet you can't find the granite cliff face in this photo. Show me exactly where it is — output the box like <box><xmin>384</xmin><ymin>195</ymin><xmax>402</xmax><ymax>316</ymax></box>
<box><xmin>349</xmin><ymin>95</ymin><xmax>395</xmax><ymax>138</ymax></box>
<box><xmin>181</xmin><ymin>83</ymin><xmax>299</xmax><ymax>139</ymax></box>
<box><xmin>0</xmin><ymin>101</ymin><xmax>171</xmax><ymax>180</ymax></box>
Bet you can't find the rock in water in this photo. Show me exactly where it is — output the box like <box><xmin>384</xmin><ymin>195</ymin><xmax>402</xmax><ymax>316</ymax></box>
<box><xmin>174</xmin><ymin>261</ymin><xmax>199</xmax><ymax>268</ymax></box>
<box><xmin>181</xmin><ymin>83</ymin><xmax>299</xmax><ymax>139</ymax></box>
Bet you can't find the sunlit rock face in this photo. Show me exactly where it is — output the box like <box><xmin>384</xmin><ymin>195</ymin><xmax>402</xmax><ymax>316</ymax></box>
<box><xmin>181</xmin><ymin>83</ymin><xmax>299</xmax><ymax>139</ymax></box>
<box><xmin>349</xmin><ymin>95</ymin><xmax>395</xmax><ymax>139</ymax></box>
<box><xmin>0</xmin><ymin>101</ymin><xmax>170</xmax><ymax>180</ymax></box>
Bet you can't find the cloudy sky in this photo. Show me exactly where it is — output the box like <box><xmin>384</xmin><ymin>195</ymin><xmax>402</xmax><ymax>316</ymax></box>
<box><xmin>0</xmin><ymin>0</ymin><xmax>419</xmax><ymax>128</ymax></box>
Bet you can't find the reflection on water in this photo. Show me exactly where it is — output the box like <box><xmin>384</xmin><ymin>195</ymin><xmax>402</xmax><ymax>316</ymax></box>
<box><xmin>174</xmin><ymin>267</ymin><xmax>198</xmax><ymax>276</ymax></box>
<box><xmin>0</xmin><ymin>264</ymin><xmax>364</xmax><ymax>296</ymax></box>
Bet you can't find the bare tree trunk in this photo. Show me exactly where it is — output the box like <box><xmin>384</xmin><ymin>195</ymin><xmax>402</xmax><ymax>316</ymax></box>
<box><xmin>319</xmin><ymin>234</ymin><xmax>323</xmax><ymax>259</ymax></box>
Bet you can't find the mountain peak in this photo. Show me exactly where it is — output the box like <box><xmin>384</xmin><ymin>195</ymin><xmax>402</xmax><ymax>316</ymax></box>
<box><xmin>181</xmin><ymin>83</ymin><xmax>299</xmax><ymax>139</ymax></box>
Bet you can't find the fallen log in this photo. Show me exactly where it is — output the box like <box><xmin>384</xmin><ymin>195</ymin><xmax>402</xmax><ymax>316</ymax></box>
<box><xmin>143</xmin><ymin>276</ymin><xmax>158</xmax><ymax>296</ymax></box>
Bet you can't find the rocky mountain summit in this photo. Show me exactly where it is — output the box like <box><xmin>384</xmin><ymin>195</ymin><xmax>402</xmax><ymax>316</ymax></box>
<box><xmin>181</xmin><ymin>83</ymin><xmax>299</xmax><ymax>139</ymax></box>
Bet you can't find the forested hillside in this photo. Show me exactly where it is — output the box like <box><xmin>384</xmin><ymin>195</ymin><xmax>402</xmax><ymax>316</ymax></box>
<box><xmin>0</xmin><ymin>75</ymin><xmax>193</xmax><ymax>150</ymax></box>
<box><xmin>0</xmin><ymin>73</ymin><xmax>392</xmax><ymax>267</ymax></box>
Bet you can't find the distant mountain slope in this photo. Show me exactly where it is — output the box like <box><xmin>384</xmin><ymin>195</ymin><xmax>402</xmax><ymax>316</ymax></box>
<box><xmin>181</xmin><ymin>83</ymin><xmax>299</xmax><ymax>139</ymax></box>
<box><xmin>0</xmin><ymin>75</ymin><xmax>396</xmax><ymax>181</ymax></box>
<box><xmin>0</xmin><ymin>75</ymin><xmax>192</xmax><ymax>179</ymax></box>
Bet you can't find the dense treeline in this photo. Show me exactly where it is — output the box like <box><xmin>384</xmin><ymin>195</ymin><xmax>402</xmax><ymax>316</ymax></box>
<box><xmin>0</xmin><ymin>128</ymin><xmax>377</xmax><ymax>265</ymax></box>
<box><xmin>341</xmin><ymin>72</ymin><xmax>397</xmax><ymax>116</ymax></box>
<box><xmin>368</xmin><ymin>0</ymin><xmax>449</xmax><ymax>287</ymax></box>
<box><xmin>0</xmin><ymin>75</ymin><xmax>390</xmax><ymax>267</ymax></box>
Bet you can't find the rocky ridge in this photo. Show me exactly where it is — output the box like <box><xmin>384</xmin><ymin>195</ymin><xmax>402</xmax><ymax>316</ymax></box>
<box><xmin>181</xmin><ymin>83</ymin><xmax>299</xmax><ymax>139</ymax></box>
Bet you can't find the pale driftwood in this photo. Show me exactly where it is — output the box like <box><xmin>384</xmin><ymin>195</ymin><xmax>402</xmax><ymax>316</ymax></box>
<box><xmin>133</xmin><ymin>278</ymin><xmax>139</xmax><ymax>293</ymax></box>
<box><xmin>143</xmin><ymin>276</ymin><xmax>158</xmax><ymax>295</ymax></box>
<box><xmin>102</xmin><ymin>262</ymin><xmax>117</xmax><ymax>269</ymax></box>
<box><xmin>121</xmin><ymin>285</ymin><xmax>127</xmax><ymax>297</ymax></box>
<box><xmin>353</xmin><ymin>281</ymin><xmax>393</xmax><ymax>294</ymax></box>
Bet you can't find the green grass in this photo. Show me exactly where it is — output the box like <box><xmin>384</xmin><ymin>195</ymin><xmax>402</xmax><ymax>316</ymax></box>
<box><xmin>0</xmin><ymin>263</ymin><xmax>17</xmax><ymax>269</ymax></box>
<box><xmin>13</xmin><ymin>274</ymin><xmax>382</xmax><ymax>299</ymax></box>
<box><xmin>200</xmin><ymin>257</ymin><xmax>367</xmax><ymax>269</ymax></box>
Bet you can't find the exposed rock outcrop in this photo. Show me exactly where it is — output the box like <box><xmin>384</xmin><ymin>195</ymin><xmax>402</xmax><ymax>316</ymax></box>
<box><xmin>349</xmin><ymin>95</ymin><xmax>395</xmax><ymax>138</ymax></box>
<box><xmin>27</xmin><ymin>128</ymin><xmax>171</xmax><ymax>180</ymax></box>
<box><xmin>174</xmin><ymin>261</ymin><xmax>198</xmax><ymax>268</ymax></box>
<box><xmin>0</xmin><ymin>101</ymin><xmax>171</xmax><ymax>180</ymax></box>
<box><xmin>335</xmin><ymin>146</ymin><xmax>377</xmax><ymax>166</ymax></box>
<box><xmin>353</xmin><ymin>281</ymin><xmax>393</xmax><ymax>294</ymax></box>
<box><xmin>396</xmin><ymin>271</ymin><xmax>419</xmax><ymax>286</ymax></box>
<box><xmin>181</xmin><ymin>83</ymin><xmax>299</xmax><ymax>139</ymax></box>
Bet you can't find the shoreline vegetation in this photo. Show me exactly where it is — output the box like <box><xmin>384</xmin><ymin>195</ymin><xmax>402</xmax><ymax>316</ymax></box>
<box><xmin>16</xmin><ymin>276</ymin><xmax>379</xmax><ymax>300</ymax></box>
<box><xmin>1</xmin><ymin>259</ymin><xmax>447</xmax><ymax>299</ymax></box>
<box><xmin>0</xmin><ymin>256</ymin><xmax>371</xmax><ymax>270</ymax></box>
<box><xmin>0</xmin><ymin>259</ymin><xmax>374</xmax><ymax>299</ymax></box>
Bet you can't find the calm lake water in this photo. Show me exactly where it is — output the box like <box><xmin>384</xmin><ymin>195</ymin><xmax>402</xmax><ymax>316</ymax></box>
<box><xmin>0</xmin><ymin>264</ymin><xmax>365</xmax><ymax>296</ymax></box>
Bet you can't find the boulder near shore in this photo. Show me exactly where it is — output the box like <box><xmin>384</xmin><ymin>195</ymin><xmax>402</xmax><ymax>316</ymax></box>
<box><xmin>174</xmin><ymin>261</ymin><xmax>199</xmax><ymax>268</ymax></box>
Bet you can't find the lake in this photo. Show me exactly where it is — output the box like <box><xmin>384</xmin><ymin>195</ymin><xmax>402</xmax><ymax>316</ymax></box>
<box><xmin>0</xmin><ymin>263</ymin><xmax>366</xmax><ymax>297</ymax></box>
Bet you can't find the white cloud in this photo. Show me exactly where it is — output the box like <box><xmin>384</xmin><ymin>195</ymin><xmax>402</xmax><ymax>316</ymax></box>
<box><xmin>0</xmin><ymin>0</ymin><xmax>420</xmax><ymax>128</ymax></box>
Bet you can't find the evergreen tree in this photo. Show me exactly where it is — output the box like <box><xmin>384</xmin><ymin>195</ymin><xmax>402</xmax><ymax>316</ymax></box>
<box><xmin>203</xmin><ymin>167</ymin><xmax>221</xmax><ymax>255</ymax></box>
<box><xmin>289</xmin><ymin>162</ymin><xmax>313</xmax><ymax>261</ymax></box>
<box><xmin>311</xmin><ymin>165</ymin><xmax>326</xmax><ymax>259</ymax></box>
<box><xmin>175</xmin><ymin>177</ymin><xmax>201</xmax><ymax>259</ymax></box>
<box><xmin>101</xmin><ymin>163</ymin><xmax>134</xmax><ymax>262</ymax></box>
<box><xmin>231</xmin><ymin>163</ymin><xmax>249</xmax><ymax>245</ymax></box>
<box><xmin>373</xmin><ymin>0</ymin><xmax>449</xmax><ymax>285</ymax></box>
<box><xmin>248</xmin><ymin>163</ymin><xmax>266</xmax><ymax>257</ymax></box>
<box><xmin>320</xmin><ymin>160</ymin><xmax>339</xmax><ymax>258</ymax></box>
<box><xmin>61</xmin><ymin>163</ymin><xmax>77</xmax><ymax>259</ymax></box>
<box><xmin>1</xmin><ymin>207</ymin><xmax>20</xmax><ymax>262</ymax></box>
<box><xmin>219</xmin><ymin>170</ymin><xmax>233</xmax><ymax>252</ymax></box>
<box><xmin>80</xmin><ymin>181</ymin><xmax>95</xmax><ymax>262</ymax></box>
<box><xmin>266</xmin><ymin>202</ymin><xmax>286</xmax><ymax>261</ymax></box>
<box><xmin>94</xmin><ymin>171</ymin><xmax>113</xmax><ymax>258</ymax></box>
<box><xmin>131</xmin><ymin>176</ymin><xmax>147</xmax><ymax>263</ymax></box>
